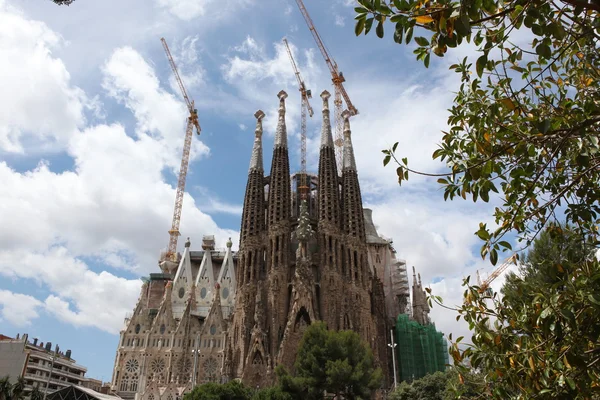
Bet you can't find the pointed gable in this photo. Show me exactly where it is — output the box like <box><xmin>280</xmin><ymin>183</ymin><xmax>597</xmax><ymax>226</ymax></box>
<box><xmin>217</xmin><ymin>238</ymin><xmax>236</xmax><ymax>319</ymax></box>
<box><xmin>172</xmin><ymin>238</ymin><xmax>194</xmax><ymax>320</ymax></box>
<box><xmin>193</xmin><ymin>246</ymin><xmax>216</xmax><ymax>318</ymax></box>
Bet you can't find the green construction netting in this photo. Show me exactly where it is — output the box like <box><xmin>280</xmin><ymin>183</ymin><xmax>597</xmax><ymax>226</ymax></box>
<box><xmin>395</xmin><ymin>314</ymin><xmax>449</xmax><ymax>382</ymax></box>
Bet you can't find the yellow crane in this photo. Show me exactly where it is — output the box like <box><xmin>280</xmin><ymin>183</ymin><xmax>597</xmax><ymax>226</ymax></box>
<box><xmin>160</xmin><ymin>37</ymin><xmax>201</xmax><ymax>262</ymax></box>
<box><xmin>282</xmin><ymin>37</ymin><xmax>314</xmax><ymax>198</ymax></box>
<box><xmin>294</xmin><ymin>0</ymin><xmax>358</xmax><ymax>171</ymax></box>
<box><xmin>477</xmin><ymin>254</ymin><xmax>518</xmax><ymax>294</ymax></box>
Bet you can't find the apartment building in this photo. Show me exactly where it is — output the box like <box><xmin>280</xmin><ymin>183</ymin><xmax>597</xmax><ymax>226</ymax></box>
<box><xmin>0</xmin><ymin>333</ymin><xmax>87</xmax><ymax>395</ymax></box>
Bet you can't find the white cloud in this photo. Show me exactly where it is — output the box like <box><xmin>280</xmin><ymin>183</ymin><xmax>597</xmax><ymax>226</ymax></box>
<box><xmin>0</xmin><ymin>248</ymin><xmax>140</xmax><ymax>334</ymax></box>
<box><xmin>0</xmin><ymin>43</ymin><xmax>238</xmax><ymax>333</ymax></box>
<box><xmin>0</xmin><ymin>1</ymin><xmax>86</xmax><ymax>153</ymax></box>
<box><xmin>155</xmin><ymin>0</ymin><xmax>211</xmax><ymax>20</ymax></box>
<box><xmin>335</xmin><ymin>14</ymin><xmax>345</xmax><ymax>27</ymax></box>
<box><xmin>220</xmin><ymin>36</ymin><xmax>324</xmax><ymax>149</ymax></box>
<box><xmin>155</xmin><ymin>0</ymin><xmax>254</xmax><ymax>21</ymax></box>
<box><xmin>101</xmin><ymin>46</ymin><xmax>209</xmax><ymax>173</ymax></box>
<box><xmin>0</xmin><ymin>290</ymin><xmax>43</xmax><ymax>327</ymax></box>
<box><xmin>239</xmin><ymin>123</ymin><xmax>247</xmax><ymax>131</ymax></box>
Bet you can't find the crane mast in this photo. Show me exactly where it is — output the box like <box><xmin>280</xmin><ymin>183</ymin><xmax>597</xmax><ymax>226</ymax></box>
<box><xmin>160</xmin><ymin>37</ymin><xmax>202</xmax><ymax>262</ymax></box>
<box><xmin>294</xmin><ymin>0</ymin><xmax>358</xmax><ymax>171</ymax></box>
<box><xmin>283</xmin><ymin>38</ymin><xmax>314</xmax><ymax>199</ymax></box>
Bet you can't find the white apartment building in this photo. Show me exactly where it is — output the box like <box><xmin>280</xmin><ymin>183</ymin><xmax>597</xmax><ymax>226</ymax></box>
<box><xmin>0</xmin><ymin>333</ymin><xmax>87</xmax><ymax>395</ymax></box>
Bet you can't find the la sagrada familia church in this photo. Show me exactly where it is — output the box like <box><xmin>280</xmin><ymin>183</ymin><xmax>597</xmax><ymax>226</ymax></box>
<box><xmin>110</xmin><ymin>91</ymin><xmax>431</xmax><ymax>399</ymax></box>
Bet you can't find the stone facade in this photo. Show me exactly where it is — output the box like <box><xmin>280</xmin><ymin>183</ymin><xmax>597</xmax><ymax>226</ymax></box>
<box><xmin>223</xmin><ymin>90</ymin><xmax>389</xmax><ymax>388</ymax></box>
<box><xmin>111</xmin><ymin>90</ymin><xmax>409</xmax><ymax>398</ymax></box>
<box><xmin>110</xmin><ymin>236</ymin><xmax>237</xmax><ymax>400</ymax></box>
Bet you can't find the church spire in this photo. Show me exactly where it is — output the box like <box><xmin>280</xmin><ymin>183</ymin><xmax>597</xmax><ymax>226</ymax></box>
<box><xmin>341</xmin><ymin>110</ymin><xmax>365</xmax><ymax>241</ymax></box>
<box><xmin>342</xmin><ymin>110</ymin><xmax>357</xmax><ymax>171</ymax></box>
<box><xmin>274</xmin><ymin>90</ymin><xmax>288</xmax><ymax>148</ymax></box>
<box><xmin>317</xmin><ymin>90</ymin><xmax>342</xmax><ymax>289</ymax></box>
<box><xmin>266</xmin><ymin>90</ymin><xmax>293</xmax><ymax>358</ymax></box>
<box><xmin>268</xmin><ymin>90</ymin><xmax>291</xmax><ymax>227</ymax></box>
<box><xmin>320</xmin><ymin>90</ymin><xmax>334</xmax><ymax>148</ymax></box>
<box><xmin>249</xmin><ymin>110</ymin><xmax>265</xmax><ymax>172</ymax></box>
<box><xmin>239</xmin><ymin>110</ymin><xmax>267</xmax><ymax>284</ymax></box>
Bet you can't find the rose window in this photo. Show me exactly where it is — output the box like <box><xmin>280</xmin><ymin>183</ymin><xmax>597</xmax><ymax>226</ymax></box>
<box><xmin>203</xmin><ymin>357</ymin><xmax>218</xmax><ymax>375</ymax></box>
<box><xmin>125</xmin><ymin>359</ymin><xmax>139</xmax><ymax>373</ymax></box>
<box><xmin>150</xmin><ymin>358</ymin><xmax>166</xmax><ymax>374</ymax></box>
<box><xmin>177</xmin><ymin>357</ymin><xmax>192</xmax><ymax>374</ymax></box>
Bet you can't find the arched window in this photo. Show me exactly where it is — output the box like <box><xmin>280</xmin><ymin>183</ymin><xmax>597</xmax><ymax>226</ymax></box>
<box><xmin>119</xmin><ymin>374</ymin><xmax>130</xmax><ymax>391</ymax></box>
<box><xmin>129</xmin><ymin>374</ymin><xmax>138</xmax><ymax>392</ymax></box>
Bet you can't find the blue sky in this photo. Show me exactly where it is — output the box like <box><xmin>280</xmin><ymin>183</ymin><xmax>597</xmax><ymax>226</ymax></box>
<box><xmin>0</xmin><ymin>0</ymin><xmax>513</xmax><ymax>380</ymax></box>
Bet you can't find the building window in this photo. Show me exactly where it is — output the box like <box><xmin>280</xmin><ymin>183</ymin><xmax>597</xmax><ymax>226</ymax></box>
<box><xmin>130</xmin><ymin>374</ymin><xmax>139</xmax><ymax>392</ymax></box>
<box><xmin>119</xmin><ymin>374</ymin><xmax>130</xmax><ymax>392</ymax></box>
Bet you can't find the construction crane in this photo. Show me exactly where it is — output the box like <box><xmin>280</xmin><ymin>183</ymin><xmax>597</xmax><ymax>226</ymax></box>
<box><xmin>294</xmin><ymin>0</ymin><xmax>358</xmax><ymax>171</ymax></box>
<box><xmin>282</xmin><ymin>37</ymin><xmax>314</xmax><ymax>199</ymax></box>
<box><xmin>477</xmin><ymin>254</ymin><xmax>518</xmax><ymax>294</ymax></box>
<box><xmin>160</xmin><ymin>37</ymin><xmax>202</xmax><ymax>262</ymax></box>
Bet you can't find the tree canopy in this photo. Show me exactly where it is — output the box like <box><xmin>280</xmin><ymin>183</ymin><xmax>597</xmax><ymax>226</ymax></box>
<box><xmin>436</xmin><ymin>227</ymin><xmax>600</xmax><ymax>398</ymax></box>
<box><xmin>277</xmin><ymin>321</ymin><xmax>383</xmax><ymax>400</ymax></box>
<box><xmin>184</xmin><ymin>322</ymin><xmax>381</xmax><ymax>400</ymax></box>
<box><xmin>354</xmin><ymin>0</ymin><xmax>600</xmax><ymax>264</ymax></box>
<box><xmin>184</xmin><ymin>381</ymin><xmax>254</xmax><ymax>400</ymax></box>
<box><xmin>389</xmin><ymin>369</ymin><xmax>482</xmax><ymax>400</ymax></box>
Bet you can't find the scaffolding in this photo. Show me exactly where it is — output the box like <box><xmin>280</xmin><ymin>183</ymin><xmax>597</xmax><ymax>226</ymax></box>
<box><xmin>395</xmin><ymin>314</ymin><xmax>448</xmax><ymax>382</ymax></box>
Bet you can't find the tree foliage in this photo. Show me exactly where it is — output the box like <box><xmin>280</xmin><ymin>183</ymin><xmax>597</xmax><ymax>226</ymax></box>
<box><xmin>51</xmin><ymin>0</ymin><xmax>76</xmax><ymax>5</ymax></box>
<box><xmin>389</xmin><ymin>369</ymin><xmax>483</xmax><ymax>400</ymax></box>
<box><xmin>0</xmin><ymin>377</ymin><xmax>27</xmax><ymax>400</ymax></box>
<box><xmin>502</xmin><ymin>223</ymin><xmax>594</xmax><ymax>302</ymax></box>
<box><xmin>355</xmin><ymin>0</ymin><xmax>600</xmax><ymax>263</ymax></box>
<box><xmin>29</xmin><ymin>388</ymin><xmax>43</xmax><ymax>400</ymax></box>
<box><xmin>441</xmin><ymin>227</ymin><xmax>600</xmax><ymax>398</ymax></box>
<box><xmin>277</xmin><ymin>321</ymin><xmax>383</xmax><ymax>399</ymax></box>
<box><xmin>184</xmin><ymin>381</ymin><xmax>253</xmax><ymax>400</ymax></box>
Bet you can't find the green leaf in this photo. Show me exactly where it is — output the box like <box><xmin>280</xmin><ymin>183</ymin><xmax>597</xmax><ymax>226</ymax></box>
<box><xmin>498</xmin><ymin>241</ymin><xmax>512</xmax><ymax>250</ymax></box>
<box><xmin>480</xmin><ymin>187</ymin><xmax>490</xmax><ymax>202</ymax></box>
<box><xmin>536</xmin><ymin>119</ymin><xmax>551</xmax><ymax>134</ymax></box>
<box><xmin>393</xmin><ymin>24</ymin><xmax>403</xmax><ymax>43</ymax></box>
<box><xmin>355</xmin><ymin>18</ymin><xmax>366</xmax><ymax>36</ymax></box>
<box><xmin>476</xmin><ymin>228</ymin><xmax>490</xmax><ymax>240</ymax></box>
<box><xmin>536</xmin><ymin>43</ymin><xmax>552</xmax><ymax>59</ymax></box>
<box><xmin>588</xmin><ymin>294</ymin><xmax>600</xmax><ymax>305</ymax></box>
<box><xmin>490</xmin><ymin>248</ymin><xmax>498</xmax><ymax>265</ymax></box>
<box><xmin>405</xmin><ymin>27</ymin><xmax>413</xmax><ymax>43</ymax></box>
<box><xmin>383</xmin><ymin>155</ymin><xmax>391</xmax><ymax>166</ymax></box>
<box><xmin>376</xmin><ymin>20</ymin><xmax>384</xmax><ymax>38</ymax></box>
<box><xmin>424</xmin><ymin>53</ymin><xmax>430</xmax><ymax>68</ymax></box>
<box><xmin>415</xmin><ymin>36</ymin><xmax>429</xmax><ymax>46</ymax></box>
<box><xmin>455</xmin><ymin>14</ymin><xmax>471</xmax><ymax>36</ymax></box>
<box><xmin>392</xmin><ymin>142</ymin><xmax>399</xmax><ymax>152</ymax></box>
<box><xmin>354</xmin><ymin>6</ymin><xmax>368</xmax><ymax>13</ymax></box>
<box><xmin>476</xmin><ymin>54</ymin><xmax>487</xmax><ymax>77</ymax></box>
<box><xmin>365</xmin><ymin>17</ymin><xmax>375</xmax><ymax>34</ymax></box>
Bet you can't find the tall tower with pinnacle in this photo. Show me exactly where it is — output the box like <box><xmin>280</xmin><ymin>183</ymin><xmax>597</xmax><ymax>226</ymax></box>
<box><xmin>225</xmin><ymin>92</ymin><xmax>389</xmax><ymax>388</ymax></box>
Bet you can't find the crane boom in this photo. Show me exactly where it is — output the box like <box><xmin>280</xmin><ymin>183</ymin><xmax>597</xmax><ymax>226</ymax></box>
<box><xmin>480</xmin><ymin>254</ymin><xmax>518</xmax><ymax>292</ymax></box>
<box><xmin>283</xmin><ymin>38</ymin><xmax>313</xmax><ymax>199</ymax></box>
<box><xmin>161</xmin><ymin>37</ymin><xmax>202</xmax><ymax>262</ymax></box>
<box><xmin>294</xmin><ymin>0</ymin><xmax>358</xmax><ymax>116</ymax></box>
<box><xmin>283</xmin><ymin>38</ymin><xmax>314</xmax><ymax>117</ymax></box>
<box><xmin>161</xmin><ymin>38</ymin><xmax>192</xmax><ymax>112</ymax></box>
<box><xmin>294</xmin><ymin>0</ymin><xmax>357</xmax><ymax>170</ymax></box>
